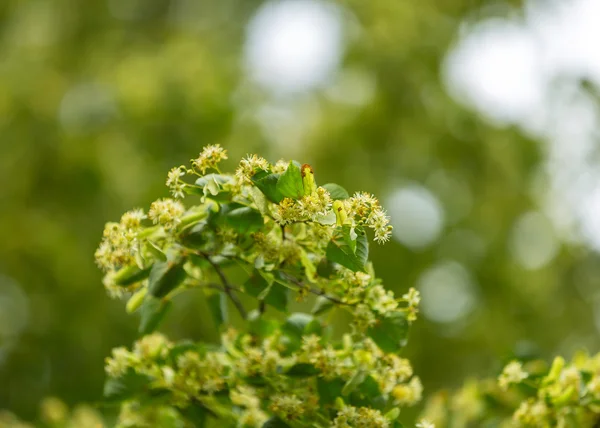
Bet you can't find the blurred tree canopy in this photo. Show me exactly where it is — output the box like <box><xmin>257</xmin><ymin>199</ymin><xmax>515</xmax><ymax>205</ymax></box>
<box><xmin>1</xmin><ymin>0</ymin><xmax>599</xmax><ymax>423</ymax></box>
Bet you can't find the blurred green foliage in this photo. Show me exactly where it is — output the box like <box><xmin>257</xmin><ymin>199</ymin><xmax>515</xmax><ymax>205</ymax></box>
<box><xmin>1</xmin><ymin>0</ymin><xmax>599</xmax><ymax>424</ymax></box>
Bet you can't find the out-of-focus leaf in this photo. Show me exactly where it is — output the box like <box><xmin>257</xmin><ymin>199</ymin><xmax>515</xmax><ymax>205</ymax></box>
<box><xmin>312</xmin><ymin>296</ymin><xmax>335</xmax><ymax>316</ymax></box>
<box><xmin>322</xmin><ymin>183</ymin><xmax>350</xmax><ymax>200</ymax></box>
<box><xmin>367</xmin><ymin>312</ymin><xmax>409</xmax><ymax>353</ymax></box>
<box><xmin>113</xmin><ymin>265</ymin><xmax>152</xmax><ymax>286</ymax></box>
<box><xmin>148</xmin><ymin>257</ymin><xmax>187</xmax><ymax>298</ymax></box>
<box><xmin>284</xmin><ymin>363</ymin><xmax>320</xmax><ymax>377</ymax></box>
<box><xmin>244</xmin><ymin>270</ymin><xmax>288</xmax><ymax>312</ymax></box>
<box><xmin>207</xmin><ymin>292</ymin><xmax>228</xmax><ymax>329</ymax></box>
<box><xmin>262</xmin><ymin>417</ymin><xmax>291</xmax><ymax>428</ymax></box>
<box><xmin>139</xmin><ymin>297</ymin><xmax>172</xmax><ymax>334</ymax></box>
<box><xmin>103</xmin><ymin>369</ymin><xmax>151</xmax><ymax>402</ymax></box>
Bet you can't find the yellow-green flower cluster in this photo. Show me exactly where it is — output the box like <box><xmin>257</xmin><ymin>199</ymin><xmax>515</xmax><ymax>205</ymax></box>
<box><xmin>275</xmin><ymin>187</ymin><xmax>332</xmax><ymax>225</ymax></box>
<box><xmin>421</xmin><ymin>352</ymin><xmax>600</xmax><ymax>428</ymax></box>
<box><xmin>498</xmin><ymin>360</ymin><xmax>528</xmax><ymax>390</ymax></box>
<box><xmin>235</xmin><ymin>154</ymin><xmax>270</xmax><ymax>184</ymax></box>
<box><xmin>344</xmin><ymin>192</ymin><xmax>393</xmax><ymax>244</ymax></box>
<box><xmin>332</xmin><ymin>405</ymin><xmax>389</xmax><ymax>428</ymax></box>
<box><xmin>0</xmin><ymin>398</ymin><xmax>105</xmax><ymax>428</ymax></box>
<box><xmin>191</xmin><ymin>144</ymin><xmax>228</xmax><ymax>174</ymax></box>
<box><xmin>95</xmin><ymin>209</ymin><xmax>145</xmax><ymax>271</ymax></box>
<box><xmin>166</xmin><ymin>166</ymin><xmax>186</xmax><ymax>198</ymax></box>
<box><xmin>94</xmin><ymin>147</ymin><xmax>419</xmax><ymax>427</ymax></box>
<box><xmin>148</xmin><ymin>198</ymin><xmax>185</xmax><ymax>230</ymax></box>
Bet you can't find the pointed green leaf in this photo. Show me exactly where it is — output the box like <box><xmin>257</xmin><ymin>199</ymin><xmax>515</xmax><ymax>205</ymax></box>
<box><xmin>252</xmin><ymin>171</ymin><xmax>284</xmax><ymax>203</ymax></box>
<box><xmin>113</xmin><ymin>265</ymin><xmax>152</xmax><ymax>286</ymax></box>
<box><xmin>139</xmin><ymin>297</ymin><xmax>172</xmax><ymax>334</ymax></box>
<box><xmin>244</xmin><ymin>270</ymin><xmax>288</xmax><ymax>312</ymax></box>
<box><xmin>322</xmin><ymin>183</ymin><xmax>350</xmax><ymax>200</ymax></box>
<box><xmin>148</xmin><ymin>256</ymin><xmax>187</xmax><ymax>298</ymax></box>
<box><xmin>276</xmin><ymin>161</ymin><xmax>304</xmax><ymax>200</ymax></box>
<box><xmin>342</xmin><ymin>370</ymin><xmax>367</xmax><ymax>396</ymax></box>
<box><xmin>326</xmin><ymin>225</ymin><xmax>368</xmax><ymax>272</ymax></box>
<box><xmin>317</xmin><ymin>377</ymin><xmax>344</xmax><ymax>405</ymax></box>
<box><xmin>367</xmin><ymin>312</ymin><xmax>409</xmax><ymax>353</ymax></box>
<box><xmin>312</xmin><ymin>296</ymin><xmax>335</xmax><ymax>316</ymax></box>
<box><xmin>262</xmin><ymin>417</ymin><xmax>291</xmax><ymax>428</ymax></box>
<box><xmin>284</xmin><ymin>363</ymin><xmax>320</xmax><ymax>378</ymax></box>
<box><xmin>104</xmin><ymin>369</ymin><xmax>151</xmax><ymax>402</ymax></box>
<box><xmin>207</xmin><ymin>292</ymin><xmax>228</xmax><ymax>329</ymax></box>
<box><xmin>224</xmin><ymin>206</ymin><xmax>264</xmax><ymax>233</ymax></box>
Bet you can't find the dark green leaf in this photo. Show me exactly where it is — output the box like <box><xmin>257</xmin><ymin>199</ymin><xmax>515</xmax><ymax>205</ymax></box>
<box><xmin>276</xmin><ymin>161</ymin><xmax>304</xmax><ymax>200</ymax></box>
<box><xmin>252</xmin><ymin>171</ymin><xmax>284</xmax><ymax>203</ymax></box>
<box><xmin>148</xmin><ymin>257</ymin><xmax>187</xmax><ymax>298</ymax></box>
<box><xmin>326</xmin><ymin>225</ymin><xmax>368</xmax><ymax>272</ymax></box>
<box><xmin>248</xmin><ymin>310</ymin><xmax>279</xmax><ymax>338</ymax></box>
<box><xmin>168</xmin><ymin>341</ymin><xmax>199</xmax><ymax>363</ymax></box>
<box><xmin>139</xmin><ymin>297</ymin><xmax>172</xmax><ymax>334</ymax></box>
<box><xmin>146</xmin><ymin>241</ymin><xmax>167</xmax><ymax>261</ymax></box>
<box><xmin>262</xmin><ymin>417</ymin><xmax>291</xmax><ymax>428</ymax></box>
<box><xmin>342</xmin><ymin>370</ymin><xmax>367</xmax><ymax>396</ymax></box>
<box><xmin>322</xmin><ymin>183</ymin><xmax>350</xmax><ymax>200</ymax></box>
<box><xmin>224</xmin><ymin>206</ymin><xmax>264</xmax><ymax>234</ymax></box>
<box><xmin>285</xmin><ymin>363</ymin><xmax>320</xmax><ymax>377</ymax></box>
<box><xmin>367</xmin><ymin>312</ymin><xmax>409</xmax><ymax>353</ymax></box>
<box><xmin>103</xmin><ymin>369</ymin><xmax>151</xmax><ymax>402</ymax></box>
<box><xmin>207</xmin><ymin>292</ymin><xmax>228</xmax><ymax>329</ymax></box>
<box><xmin>312</xmin><ymin>296</ymin><xmax>335</xmax><ymax>316</ymax></box>
<box><xmin>281</xmin><ymin>313</ymin><xmax>320</xmax><ymax>353</ymax></box>
<box><xmin>317</xmin><ymin>378</ymin><xmax>345</xmax><ymax>405</ymax></box>
<box><xmin>179</xmin><ymin>400</ymin><xmax>209</xmax><ymax>427</ymax></box>
<box><xmin>316</xmin><ymin>258</ymin><xmax>336</xmax><ymax>278</ymax></box>
<box><xmin>244</xmin><ymin>271</ymin><xmax>288</xmax><ymax>312</ymax></box>
<box><xmin>283</xmin><ymin>313</ymin><xmax>315</xmax><ymax>337</ymax></box>
<box><xmin>180</xmin><ymin>222</ymin><xmax>211</xmax><ymax>249</ymax></box>
<box><xmin>113</xmin><ymin>265</ymin><xmax>152</xmax><ymax>286</ymax></box>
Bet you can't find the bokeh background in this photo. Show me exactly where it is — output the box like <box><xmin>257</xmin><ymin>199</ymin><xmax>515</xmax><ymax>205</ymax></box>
<box><xmin>2</xmin><ymin>0</ymin><xmax>600</xmax><ymax>423</ymax></box>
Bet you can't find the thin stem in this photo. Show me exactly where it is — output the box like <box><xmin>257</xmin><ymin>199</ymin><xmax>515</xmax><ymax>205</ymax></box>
<box><xmin>200</xmin><ymin>252</ymin><xmax>248</xmax><ymax>320</ymax></box>
<box><xmin>278</xmin><ymin>272</ymin><xmax>354</xmax><ymax>307</ymax></box>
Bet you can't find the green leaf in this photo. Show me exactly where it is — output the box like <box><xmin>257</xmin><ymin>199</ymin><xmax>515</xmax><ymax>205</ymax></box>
<box><xmin>224</xmin><ymin>206</ymin><xmax>264</xmax><ymax>234</ymax></box>
<box><xmin>326</xmin><ymin>225</ymin><xmax>369</xmax><ymax>272</ymax></box>
<box><xmin>180</xmin><ymin>221</ymin><xmax>211</xmax><ymax>249</ymax></box>
<box><xmin>342</xmin><ymin>370</ymin><xmax>367</xmax><ymax>396</ymax></box>
<box><xmin>103</xmin><ymin>369</ymin><xmax>151</xmax><ymax>402</ymax></box>
<box><xmin>148</xmin><ymin>257</ymin><xmax>187</xmax><ymax>298</ymax></box>
<box><xmin>385</xmin><ymin>408</ymin><xmax>400</xmax><ymax>421</ymax></box>
<box><xmin>179</xmin><ymin>400</ymin><xmax>209</xmax><ymax>427</ymax></box>
<box><xmin>113</xmin><ymin>265</ymin><xmax>152</xmax><ymax>286</ymax></box>
<box><xmin>299</xmin><ymin>249</ymin><xmax>317</xmax><ymax>283</ymax></box>
<box><xmin>367</xmin><ymin>312</ymin><xmax>409</xmax><ymax>353</ymax></box>
<box><xmin>284</xmin><ymin>363</ymin><xmax>320</xmax><ymax>377</ymax></box>
<box><xmin>146</xmin><ymin>241</ymin><xmax>167</xmax><ymax>261</ymax></box>
<box><xmin>262</xmin><ymin>417</ymin><xmax>291</xmax><ymax>428</ymax></box>
<box><xmin>195</xmin><ymin>174</ymin><xmax>232</xmax><ymax>201</ymax></box>
<box><xmin>322</xmin><ymin>183</ymin><xmax>350</xmax><ymax>200</ymax></box>
<box><xmin>276</xmin><ymin>161</ymin><xmax>304</xmax><ymax>200</ymax></box>
<box><xmin>244</xmin><ymin>271</ymin><xmax>288</xmax><ymax>312</ymax></box>
<box><xmin>316</xmin><ymin>258</ymin><xmax>336</xmax><ymax>278</ymax></box>
<box><xmin>139</xmin><ymin>297</ymin><xmax>172</xmax><ymax>334</ymax></box>
<box><xmin>207</xmin><ymin>292</ymin><xmax>228</xmax><ymax>329</ymax></box>
<box><xmin>312</xmin><ymin>296</ymin><xmax>335</xmax><ymax>316</ymax></box>
<box><xmin>317</xmin><ymin>377</ymin><xmax>345</xmax><ymax>405</ymax></box>
<box><xmin>252</xmin><ymin>171</ymin><xmax>284</xmax><ymax>203</ymax></box>
<box><xmin>247</xmin><ymin>310</ymin><xmax>278</xmax><ymax>338</ymax></box>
